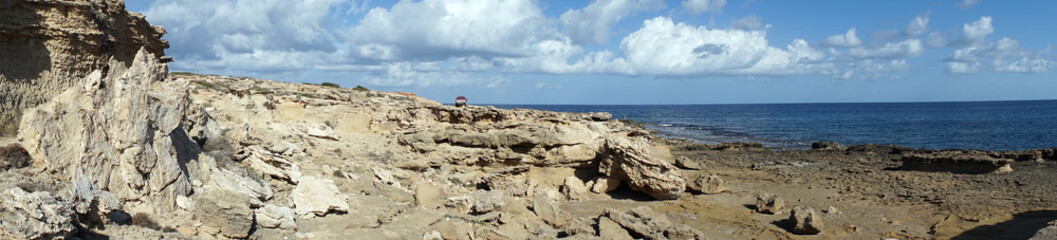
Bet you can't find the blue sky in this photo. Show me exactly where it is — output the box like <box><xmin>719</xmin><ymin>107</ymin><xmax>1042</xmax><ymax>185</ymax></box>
<box><xmin>127</xmin><ymin>0</ymin><xmax>1056</xmax><ymax>104</ymax></box>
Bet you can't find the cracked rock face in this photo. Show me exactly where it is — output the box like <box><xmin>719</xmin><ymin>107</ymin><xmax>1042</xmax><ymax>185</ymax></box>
<box><xmin>0</xmin><ymin>187</ymin><xmax>75</xmax><ymax>239</ymax></box>
<box><xmin>0</xmin><ymin>0</ymin><xmax>169</xmax><ymax>136</ymax></box>
<box><xmin>17</xmin><ymin>48</ymin><xmax>193</xmax><ymax>213</ymax></box>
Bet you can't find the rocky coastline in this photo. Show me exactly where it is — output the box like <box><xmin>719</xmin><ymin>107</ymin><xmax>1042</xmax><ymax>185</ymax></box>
<box><xmin>1</xmin><ymin>1</ymin><xmax>1056</xmax><ymax>239</ymax></box>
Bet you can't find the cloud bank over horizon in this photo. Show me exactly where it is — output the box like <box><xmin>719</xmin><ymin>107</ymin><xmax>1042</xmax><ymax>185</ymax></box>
<box><xmin>137</xmin><ymin>0</ymin><xmax>1056</xmax><ymax>103</ymax></box>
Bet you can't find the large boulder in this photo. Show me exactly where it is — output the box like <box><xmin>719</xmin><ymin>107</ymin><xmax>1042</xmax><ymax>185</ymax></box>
<box><xmin>1</xmin><ymin>0</ymin><xmax>169</xmax><ymax>136</ymax></box>
<box><xmin>17</xmin><ymin>48</ymin><xmax>194</xmax><ymax>213</ymax></box>
<box><xmin>600</xmin><ymin>137</ymin><xmax>687</xmax><ymax>200</ymax></box>
<box><xmin>0</xmin><ymin>187</ymin><xmax>75</xmax><ymax>239</ymax></box>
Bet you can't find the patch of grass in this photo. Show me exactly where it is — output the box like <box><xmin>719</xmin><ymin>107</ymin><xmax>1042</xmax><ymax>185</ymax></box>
<box><xmin>353</xmin><ymin>85</ymin><xmax>369</xmax><ymax>92</ymax></box>
<box><xmin>170</xmin><ymin>72</ymin><xmax>195</xmax><ymax>76</ymax></box>
<box><xmin>192</xmin><ymin>80</ymin><xmax>216</xmax><ymax>89</ymax></box>
<box><xmin>321</xmin><ymin>82</ymin><xmax>341</xmax><ymax>88</ymax></box>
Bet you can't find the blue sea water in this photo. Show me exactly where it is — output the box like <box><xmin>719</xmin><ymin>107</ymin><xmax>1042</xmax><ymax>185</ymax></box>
<box><xmin>494</xmin><ymin>100</ymin><xmax>1057</xmax><ymax>151</ymax></box>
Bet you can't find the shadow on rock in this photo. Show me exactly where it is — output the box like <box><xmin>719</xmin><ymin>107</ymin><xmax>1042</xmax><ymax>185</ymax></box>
<box><xmin>952</xmin><ymin>210</ymin><xmax>1057</xmax><ymax>240</ymax></box>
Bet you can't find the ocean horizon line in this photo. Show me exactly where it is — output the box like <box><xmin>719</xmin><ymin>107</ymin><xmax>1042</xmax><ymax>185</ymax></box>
<box><xmin>474</xmin><ymin>98</ymin><xmax>1057</xmax><ymax>107</ymax></box>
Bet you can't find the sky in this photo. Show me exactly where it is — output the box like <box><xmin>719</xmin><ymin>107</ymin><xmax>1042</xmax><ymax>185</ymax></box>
<box><xmin>125</xmin><ymin>0</ymin><xmax>1057</xmax><ymax>104</ymax></box>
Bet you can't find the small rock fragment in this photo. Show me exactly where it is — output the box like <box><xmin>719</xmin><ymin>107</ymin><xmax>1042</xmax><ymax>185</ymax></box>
<box><xmin>255</xmin><ymin>204</ymin><xmax>297</xmax><ymax>229</ymax></box>
<box><xmin>755</xmin><ymin>193</ymin><xmax>785</xmax><ymax>214</ymax></box>
<box><xmin>563</xmin><ymin>217</ymin><xmax>597</xmax><ymax>236</ymax></box>
<box><xmin>789</xmin><ymin>206</ymin><xmax>824</xmax><ymax>234</ymax></box>
<box><xmin>562</xmin><ymin>176</ymin><xmax>589</xmax><ymax>201</ymax></box>
<box><xmin>687</xmin><ymin>174</ymin><xmax>727</xmax><ymax>194</ymax></box>
<box><xmin>588</xmin><ymin>176</ymin><xmax>622</xmax><ymax>194</ymax></box>
<box><xmin>470</xmin><ymin>190</ymin><xmax>505</xmax><ymax>214</ymax></box>
<box><xmin>665</xmin><ymin>224</ymin><xmax>708</xmax><ymax>240</ymax></box>
<box><xmin>292</xmin><ymin>176</ymin><xmax>349</xmax><ymax>218</ymax></box>
<box><xmin>598</xmin><ymin>217</ymin><xmax>634</xmax><ymax>240</ymax></box>
<box><xmin>195</xmin><ymin>189</ymin><xmax>253</xmax><ymax>239</ymax></box>
<box><xmin>532</xmin><ymin>195</ymin><xmax>567</xmax><ymax>227</ymax></box>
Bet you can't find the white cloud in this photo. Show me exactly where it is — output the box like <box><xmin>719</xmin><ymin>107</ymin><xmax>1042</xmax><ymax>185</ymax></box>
<box><xmin>346</xmin><ymin>0</ymin><xmax>560</xmax><ymax>61</ymax></box>
<box><xmin>945</xmin><ymin>37</ymin><xmax>1054</xmax><ymax>74</ymax></box>
<box><xmin>962</xmin><ymin>16</ymin><xmax>993</xmax><ymax>44</ymax></box>
<box><xmin>904</xmin><ymin>13</ymin><xmax>929</xmax><ymax>37</ymax></box>
<box><xmin>681</xmin><ymin>0</ymin><xmax>726</xmax><ymax>14</ymax></box>
<box><xmin>145</xmin><ymin>0</ymin><xmax>353</xmax><ymax>71</ymax></box>
<box><xmin>560</xmin><ymin>0</ymin><xmax>665</xmax><ymax>45</ymax></box>
<box><xmin>848</xmin><ymin>39</ymin><xmax>925</xmax><ymax>59</ymax></box>
<box><xmin>822</xmin><ymin>28</ymin><xmax>863</xmax><ymax>48</ymax></box>
<box><xmin>591</xmin><ymin>17</ymin><xmax>828</xmax><ymax>76</ymax></box>
<box><xmin>955</xmin><ymin>0</ymin><xmax>981</xmax><ymax>9</ymax></box>
<box><xmin>993</xmin><ymin>57</ymin><xmax>1055</xmax><ymax>73</ymax></box>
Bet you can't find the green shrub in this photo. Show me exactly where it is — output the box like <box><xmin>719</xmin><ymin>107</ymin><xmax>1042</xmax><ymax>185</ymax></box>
<box><xmin>0</xmin><ymin>144</ymin><xmax>30</xmax><ymax>170</ymax></box>
<box><xmin>321</xmin><ymin>82</ymin><xmax>341</xmax><ymax>88</ymax></box>
<box><xmin>353</xmin><ymin>85</ymin><xmax>369</xmax><ymax>92</ymax></box>
<box><xmin>170</xmin><ymin>72</ymin><xmax>195</xmax><ymax>76</ymax></box>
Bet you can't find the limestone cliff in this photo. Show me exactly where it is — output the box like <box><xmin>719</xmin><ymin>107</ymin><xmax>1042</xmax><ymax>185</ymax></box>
<box><xmin>0</xmin><ymin>0</ymin><xmax>168</xmax><ymax>136</ymax></box>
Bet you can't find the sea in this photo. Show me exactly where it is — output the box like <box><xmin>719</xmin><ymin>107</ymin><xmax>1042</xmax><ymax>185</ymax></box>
<box><xmin>494</xmin><ymin>100</ymin><xmax>1057</xmax><ymax>151</ymax></box>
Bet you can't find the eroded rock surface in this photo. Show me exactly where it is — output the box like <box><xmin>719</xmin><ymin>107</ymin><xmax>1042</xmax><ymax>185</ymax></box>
<box><xmin>18</xmin><ymin>48</ymin><xmax>193</xmax><ymax>213</ymax></box>
<box><xmin>901</xmin><ymin>151</ymin><xmax>1013</xmax><ymax>174</ymax></box>
<box><xmin>0</xmin><ymin>0</ymin><xmax>169</xmax><ymax>136</ymax></box>
<box><xmin>0</xmin><ymin>187</ymin><xmax>75</xmax><ymax>239</ymax></box>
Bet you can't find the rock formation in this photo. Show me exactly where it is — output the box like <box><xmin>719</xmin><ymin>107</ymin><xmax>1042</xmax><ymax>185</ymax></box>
<box><xmin>0</xmin><ymin>0</ymin><xmax>169</xmax><ymax>136</ymax></box>
<box><xmin>18</xmin><ymin>48</ymin><xmax>194</xmax><ymax>213</ymax></box>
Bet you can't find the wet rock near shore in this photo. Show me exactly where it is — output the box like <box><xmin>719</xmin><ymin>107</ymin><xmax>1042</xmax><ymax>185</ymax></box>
<box><xmin>811</xmin><ymin>141</ymin><xmax>842</xmax><ymax>150</ymax></box>
<box><xmin>900</xmin><ymin>152</ymin><xmax>1013</xmax><ymax>174</ymax></box>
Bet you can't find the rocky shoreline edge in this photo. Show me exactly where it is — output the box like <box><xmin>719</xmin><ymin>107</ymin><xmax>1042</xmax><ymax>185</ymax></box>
<box><xmin>2</xmin><ymin>1</ymin><xmax>1055</xmax><ymax>239</ymax></box>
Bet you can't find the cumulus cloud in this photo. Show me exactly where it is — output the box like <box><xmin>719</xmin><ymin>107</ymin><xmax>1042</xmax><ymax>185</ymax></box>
<box><xmin>904</xmin><ymin>13</ymin><xmax>929</xmax><ymax>37</ymax></box>
<box><xmin>590</xmin><ymin>17</ymin><xmax>828</xmax><ymax>76</ymax></box>
<box><xmin>955</xmin><ymin>0</ymin><xmax>981</xmax><ymax>9</ymax></box>
<box><xmin>946</xmin><ymin>37</ymin><xmax>1054</xmax><ymax>74</ymax></box>
<box><xmin>682</xmin><ymin>0</ymin><xmax>726</xmax><ymax>14</ymax></box>
<box><xmin>940</xmin><ymin>17</ymin><xmax>1054</xmax><ymax>74</ymax></box>
<box><xmin>822</xmin><ymin>28</ymin><xmax>863</xmax><ymax>48</ymax></box>
<box><xmin>145</xmin><ymin>0</ymin><xmax>353</xmax><ymax>70</ymax></box>
<box><xmin>961</xmin><ymin>16</ymin><xmax>994</xmax><ymax>44</ymax></box>
<box><xmin>560</xmin><ymin>0</ymin><xmax>665</xmax><ymax>45</ymax></box>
